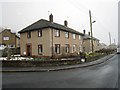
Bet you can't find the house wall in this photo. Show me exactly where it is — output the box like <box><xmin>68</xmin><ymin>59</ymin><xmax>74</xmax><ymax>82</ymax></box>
<box><xmin>83</xmin><ymin>39</ymin><xmax>100</xmax><ymax>53</ymax></box>
<box><xmin>20</xmin><ymin>28</ymin><xmax>52</xmax><ymax>57</ymax></box>
<box><xmin>16</xmin><ymin>37</ymin><xmax>20</xmax><ymax>48</ymax></box>
<box><xmin>0</xmin><ymin>33</ymin><xmax>2</xmax><ymax>44</ymax></box>
<box><xmin>93</xmin><ymin>40</ymin><xmax>100</xmax><ymax>51</ymax></box>
<box><xmin>52</xmin><ymin>29</ymin><xmax>83</xmax><ymax>54</ymax></box>
<box><xmin>1</xmin><ymin>30</ymin><xmax>16</xmax><ymax>47</ymax></box>
<box><xmin>83</xmin><ymin>39</ymin><xmax>91</xmax><ymax>53</ymax></box>
<box><xmin>20</xmin><ymin>28</ymin><xmax>83</xmax><ymax>57</ymax></box>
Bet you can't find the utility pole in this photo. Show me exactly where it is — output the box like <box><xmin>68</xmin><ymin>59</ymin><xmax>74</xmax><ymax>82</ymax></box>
<box><xmin>114</xmin><ymin>39</ymin><xmax>116</xmax><ymax>45</ymax></box>
<box><xmin>109</xmin><ymin>32</ymin><xmax>111</xmax><ymax>45</ymax></box>
<box><xmin>89</xmin><ymin>10</ymin><xmax>94</xmax><ymax>53</ymax></box>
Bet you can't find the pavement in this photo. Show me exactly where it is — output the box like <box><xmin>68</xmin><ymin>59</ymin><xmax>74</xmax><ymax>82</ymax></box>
<box><xmin>2</xmin><ymin>54</ymin><xmax>115</xmax><ymax>72</ymax></box>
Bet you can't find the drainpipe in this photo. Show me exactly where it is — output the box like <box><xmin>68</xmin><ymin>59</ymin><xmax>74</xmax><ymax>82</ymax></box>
<box><xmin>51</xmin><ymin>28</ymin><xmax>53</xmax><ymax>58</ymax></box>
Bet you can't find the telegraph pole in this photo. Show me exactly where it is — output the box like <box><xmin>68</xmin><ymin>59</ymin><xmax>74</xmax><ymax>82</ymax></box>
<box><xmin>109</xmin><ymin>32</ymin><xmax>111</xmax><ymax>45</ymax></box>
<box><xmin>114</xmin><ymin>39</ymin><xmax>116</xmax><ymax>45</ymax></box>
<box><xmin>89</xmin><ymin>10</ymin><xmax>94</xmax><ymax>53</ymax></box>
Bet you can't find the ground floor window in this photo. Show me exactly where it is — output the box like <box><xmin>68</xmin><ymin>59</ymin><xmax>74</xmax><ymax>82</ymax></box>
<box><xmin>8</xmin><ymin>44</ymin><xmax>15</xmax><ymax>48</ymax></box>
<box><xmin>55</xmin><ymin>44</ymin><xmax>60</xmax><ymax>54</ymax></box>
<box><xmin>72</xmin><ymin>44</ymin><xmax>76</xmax><ymax>53</ymax></box>
<box><xmin>65</xmin><ymin>44</ymin><xmax>69</xmax><ymax>53</ymax></box>
<box><xmin>38</xmin><ymin>44</ymin><xmax>43</xmax><ymax>54</ymax></box>
<box><xmin>79</xmin><ymin>45</ymin><xmax>82</xmax><ymax>52</ymax></box>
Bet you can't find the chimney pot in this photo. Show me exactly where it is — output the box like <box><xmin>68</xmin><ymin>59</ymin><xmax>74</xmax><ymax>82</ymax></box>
<box><xmin>83</xmin><ymin>30</ymin><xmax>86</xmax><ymax>35</ymax></box>
<box><xmin>88</xmin><ymin>32</ymin><xmax>90</xmax><ymax>36</ymax></box>
<box><xmin>64</xmin><ymin>20</ymin><xmax>68</xmax><ymax>27</ymax></box>
<box><xmin>49</xmin><ymin>14</ymin><xmax>53</xmax><ymax>22</ymax></box>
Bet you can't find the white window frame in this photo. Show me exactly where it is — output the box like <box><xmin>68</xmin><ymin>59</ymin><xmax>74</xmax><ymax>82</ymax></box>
<box><xmin>38</xmin><ymin>44</ymin><xmax>43</xmax><ymax>54</ymax></box>
<box><xmin>79</xmin><ymin>35</ymin><xmax>81</xmax><ymax>40</ymax></box>
<box><xmin>54</xmin><ymin>30</ymin><xmax>60</xmax><ymax>37</ymax></box>
<box><xmin>27</xmin><ymin>31</ymin><xmax>31</xmax><ymax>38</ymax></box>
<box><xmin>65</xmin><ymin>32</ymin><xmax>69</xmax><ymax>38</ymax></box>
<box><xmin>73</xmin><ymin>34</ymin><xmax>76</xmax><ymax>39</ymax></box>
<box><xmin>73</xmin><ymin>44</ymin><xmax>76</xmax><ymax>52</ymax></box>
<box><xmin>3</xmin><ymin>37</ymin><xmax>9</xmax><ymax>40</ymax></box>
<box><xmin>65</xmin><ymin>44</ymin><xmax>69</xmax><ymax>53</ymax></box>
<box><xmin>38</xmin><ymin>30</ymin><xmax>42</xmax><ymax>37</ymax></box>
<box><xmin>55</xmin><ymin>44</ymin><xmax>60</xmax><ymax>54</ymax></box>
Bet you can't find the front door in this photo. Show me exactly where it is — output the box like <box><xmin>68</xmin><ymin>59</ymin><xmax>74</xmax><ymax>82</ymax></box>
<box><xmin>26</xmin><ymin>44</ymin><xmax>32</xmax><ymax>56</ymax></box>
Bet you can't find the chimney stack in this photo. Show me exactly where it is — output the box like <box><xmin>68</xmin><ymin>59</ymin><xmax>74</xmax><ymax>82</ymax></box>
<box><xmin>49</xmin><ymin>14</ymin><xmax>53</xmax><ymax>22</ymax></box>
<box><xmin>88</xmin><ymin>32</ymin><xmax>90</xmax><ymax>36</ymax></box>
<box><xmin>64</xmin><ymin>20</ymin><xmax>68</xmax><ymax>27</ymax></box>
<box><xmin>83</xmin><ymin>30</ymin><xmax>86</xmax><ymax>35</ymax></box>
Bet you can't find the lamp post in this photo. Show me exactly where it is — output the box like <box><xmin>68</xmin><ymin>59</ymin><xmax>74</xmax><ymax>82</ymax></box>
<box><xmin>89</xmin><ymin>10</ymin><xmax>96</xmax><ymax>53</ymax></box>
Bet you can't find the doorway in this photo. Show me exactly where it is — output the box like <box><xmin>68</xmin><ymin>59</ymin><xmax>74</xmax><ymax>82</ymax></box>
<box><xmin>26</xmin><ymin>44</ymin><xmax>32</xmax><ymax>56</ymax></box>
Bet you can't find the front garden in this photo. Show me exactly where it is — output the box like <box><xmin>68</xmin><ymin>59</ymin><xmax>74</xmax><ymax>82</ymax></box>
<box><xmin>1</xmin><ymin>47</ymin><xmax>116</xmax><ymax>67</ymax></box>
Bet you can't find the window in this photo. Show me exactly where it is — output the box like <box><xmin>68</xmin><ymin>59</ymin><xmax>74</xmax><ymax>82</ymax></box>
<box><xmin>38</xmin><ymin>45</ymin><xmax>43</xmax><ymax>54</ymax></box>
<box><xmin>3</xmin><ymin>37</ymin><xmax>9</xmax><ymax>40</ymax></box>
<box><xmin>38</xmin><ymin>30</ymin><xmax>42</xmax><ymax>37</ymax></box>
<box><xmin>65</xmin><ymin>32</ymin><xmax>69</xmax><ymax>38</ymax></box>
<box><xmin>54</xmin><ymin>30</ymin><xmax>60</xmax><ymax>37</ymax></box>
<box><xmin>73</xmin><ymin>44</ymin><xmax>76</xmax><ymax>52</ymax></box>
<box><xmin>55</xmin><ymin>44</ymin><xmax>60</xmax><ymax>54</ymax></box>
<box><xmin>27</xmin><ymin>32</ymin><xmax>31</xmax><ymax>38</ymax></box>
<box><xmin>8</xmin><ymin>44</ymin><xmax>15</xmax><ymax>48</ymax></box>
<box><xmin>79</xmin><ymin>45</ymin><xmax>82</xmax><ymax>52</ymax></box>
<box><xmin>73</xmin><ymin>34</ymin><xmax>76</xmax><ymax>39</ymax></box>
<box><xmin>79</xmin><ymin>35</ymin><xmax>81</xmax><ymax>40</ymax></box>
<box><xmin>65</xmin><ymin>44</ymin><xmax>69</xmax><ymax>53</ymax></box>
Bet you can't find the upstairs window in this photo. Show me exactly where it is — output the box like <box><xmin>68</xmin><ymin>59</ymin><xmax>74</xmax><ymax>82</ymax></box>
<box><xmin>38</xmin><ymin>30</ymin><xmax>42</xmax><ymax>37</ymax></box>
<box><xmin>73</xmin><ymin>34</ymin><xmax>76</xmax><ymax>39</ymax></box>
<box><xmin>38</xmin><ymin>44</ymin><xmax>43</xmax><ymax>54</ymax></box>
<box><xmin>54</xmin><ymin>30</ymin><xmax>60</xmax><ymax>37</ymax></box>
<box><xmin>27</xmin><ymin>31</ymin><xmax>31</xmax><ymax>38</ymax></box>
<box><xmin>65</xmin><ymin>32</ymin><xmax>69</xmax><ymax>38</ymax></box>
<box><xmin>3</xmin><ymin>37</ymin><xmax>9</xmax><ymax>40</ymax></box>
<box><xmin>55</xmin><ymin>44</ymin><xmax>60</xmax><ymax>54</ymax></box>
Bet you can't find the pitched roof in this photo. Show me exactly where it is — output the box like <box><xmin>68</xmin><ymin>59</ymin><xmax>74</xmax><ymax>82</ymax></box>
<box><xmin>0</xmin><ymin>29</ymin><xmax>20</xmax><ymax>39</ymax></box>
<box><xmin>18</xmin><ymin>19</ymin><xmax>84</xmax><ymax>36</ymax></box>
<box><xmin>83</xmin><ymin>35</ymin><xmax>99</xmax><ymax>41</ymax></box>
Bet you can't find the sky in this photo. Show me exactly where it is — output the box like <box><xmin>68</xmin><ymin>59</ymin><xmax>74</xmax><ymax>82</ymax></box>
<box><xmin>0</xmin><ymin>0</ymin><xmax>119</xmax><ymax>45</ymax></box>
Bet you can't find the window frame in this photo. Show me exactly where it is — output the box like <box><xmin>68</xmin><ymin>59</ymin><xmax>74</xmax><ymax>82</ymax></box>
<box><xmin>55</xmin><ymin>44</ymin><xmax>60</xmax><ymax>54</ymax></box>
<box><xmin>3</xmin><ymin>36</ymin><xmax>9</xmax><ymax>41</ymax></box>
<box><xmin>79</xmin><ymin>35</ymin><xmax>81</xmax><ymax>40</ymax></box>
<box><xmin>38</xmin><ymin>44</ymin><xmax>43</xmax><ymax>55</ymax></box>
<box><xmin>38</xmin><ymin>30</ymin><xmax>42</xmax><ymax>37</ymax></box>
<box><xmin>65</xmin><ymin>32</ymin><xmax>69</xmax><ymax>38</ymax></box>
<box><xmin>54</xmin><ymin>30</ymin><xmax>60</xmax><ymax>37</ymax></box>
<box><xmin>65</xmin><ymin>44</ymin><xmax>69</xmax><ymax>53</ymax></box>
<box><xmin>27</xmin><ymin>31</ymin><xmax>31</xmax><ymax>38</ymax></box>
<box><xmin>73</xmin><ymin>44</ymin><xmax>76</xmax><ymax>52</ymax></box>
<box><xmin>73</xmin><ymin>34</ymin><xmax>76</xmax><ymax>39</ymax></box>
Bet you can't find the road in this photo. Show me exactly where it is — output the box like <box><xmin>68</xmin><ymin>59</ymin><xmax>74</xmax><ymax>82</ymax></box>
<box><xmin>2</xmin><ymin>54</ymin><xmax>118</xmax><ymax>88</ymax></box>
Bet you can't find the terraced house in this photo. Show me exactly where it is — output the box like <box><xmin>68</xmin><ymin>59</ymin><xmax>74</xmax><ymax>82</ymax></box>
<box><xmin>19</xmin><ymin>14</ymin><xmax>84</xmax><ymax>58</ymax></box>
<box><xmin>82</xmin><ymin>30</ymin><xmax>101</xmax><ymax>53</ymax></box>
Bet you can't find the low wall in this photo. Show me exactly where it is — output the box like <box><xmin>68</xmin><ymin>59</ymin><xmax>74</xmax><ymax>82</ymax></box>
<box><xmin>2</xmin><ymin>59</ymin><xmax>81</xmax><ymax>67</ymax></box>
<box><xmin>2</xmin><ymin>53</ymin><xmax>111</xmax><ymax>67</ymax></box>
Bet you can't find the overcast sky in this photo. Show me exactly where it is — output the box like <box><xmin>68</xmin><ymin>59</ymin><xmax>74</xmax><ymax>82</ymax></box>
<box><xmin>0</xmin><ymin>0</ymin><xmax>119</xmax><ymax>45</ymax></box>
